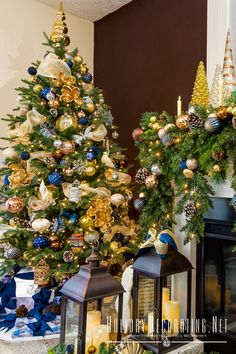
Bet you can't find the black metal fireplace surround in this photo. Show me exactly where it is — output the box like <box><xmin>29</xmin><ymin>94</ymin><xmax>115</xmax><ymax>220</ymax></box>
<box><xmin>196</xmin><ymin>197</ymin><xmax>236</xmax><ymax>354</ymax></box>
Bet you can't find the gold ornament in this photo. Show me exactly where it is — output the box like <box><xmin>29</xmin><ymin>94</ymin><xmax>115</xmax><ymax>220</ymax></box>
<box><xmin>56</xmin><ymin>114</ymin><xmax>77</xmax><ymax>131</ymax></box>
<box><xmin>153</xmin><ymin>122</ymin><xmax>161</xmax><ymax>130</ymax></box>
<box><xmin>74</xmin><ymin>55</ymin><xmax>83</xmax><ymax>64</ymax></box>
<box><xmin>50</xmin><ymin>1</ymin><xmax>69</xmax><ymax>45</ymax></box>
<box><xmin>84</xmin><ymin>103</ymin><xmax>95</xmax><ymax>113</ymax></box>
<box><xmin>87</xmin><ymin>345</ymin><xmax>97</xmax><ymax>354</ymax></box>
<box><xmin>49</xmin><ymin>235</ymin><xmax>62</xmax><ymax>251</ymax></box>
<box><xmin>6</xmin><ymin>197</ymin><xmax>24</xmax><ymax>213</ymax></box>
<box><xmin>33</xmin><ymin>84</ymin><xmax>43</xmax><ymax>93</ymax></box>
<box><xmin>216</xmin><ymin>106</ymin><xmax>229</xmax><ymax>120</ymax></box>
<box><xmin>213</xmin><ymin>164</ymin><xmax>221</xmax><ymax>172</ymax></box>
<box><xmin>80</xmin><ymin>64</ymin><xmax>87</xmax><ymax>74</ymax></box>
<box><xmin>176</xmin><ymin>114</ymin><xmax>189</xmax><ymax>130</ymax></box>
<box><xmin>186</xmin><ymin>158</ymin><xmax>198</xmax><ymax>170</ymax></box>
<box><xmin>60</xmin><ymin>141</ymin><xmax>76</xmax><ymax>155</ymax></box>
<box><xmin>63</xmin><ymin>168</ymin><xmax>74</xmax><ymax>177</ymax></box>
<box><xmin>34</xmin><ymin>259</ymin><xmax>50</xmax><ymax>286</ymax></box>
<box><xmin>84</xmin><ymin>230</ymin><xmax>99</xmax><ymax>244</ymax></box>
<box><xmin>48</xmin><ymin>99</ymin><xmax>59</xmax><ymax>109</ymax></box>
<box><xmin>183</xmin><ymin>168</ymin><xmax>194</xmax><ymax>179</ymax></box>
<box><xmin>8</xmin><ymin>163</ymin><xmax>33</xmax><ymax>188</ymax></box>
<box><xmin>79</xmin><ymin>215</ymin><xmax>93</xmax><ymax>229</ymax></box>
<box><xmin>82</xmin><ymin>83</ymin><xmax>94</xmax><ymax>95</ymax></box>
<box><xmin>110</xmin><ymin>241</ymin><xmax>119</xmax><ymax>251</ymax></box>
<box><xmin>53</xmin><ymin>150</ymin><xmax>64</xmax><ymax>160</ymax></box>
<box><xmin>85</xmin><ymin>166</ymin><xmax>96</xmax><ymax>176</ymax></box>
<box><xmin>87</xmin><ymin>197</ymin><xmax>113</xmax><ymax>232</ymax></box>
<box><xmin>145</xmin><ymin>174</ymin><xmax>157</xmax><ymax>188</ymax></box>
<box><xmin>190</xmin><ymin>61</ymin><xmax>209</xmax><ymax>107</ymax></box>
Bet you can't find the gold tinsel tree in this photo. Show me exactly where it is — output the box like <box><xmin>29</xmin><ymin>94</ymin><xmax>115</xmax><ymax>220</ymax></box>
<box><xmin>190</xmin><ymin>61</ymin><xmax>209</xmax><ymax>107</ymax></box>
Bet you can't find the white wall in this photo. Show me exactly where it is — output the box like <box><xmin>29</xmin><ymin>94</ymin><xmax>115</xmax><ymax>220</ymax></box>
<box><xmin>0</xmin><ymin>0</ymin><xmax>94</xmax><ymax>146</ymax></box>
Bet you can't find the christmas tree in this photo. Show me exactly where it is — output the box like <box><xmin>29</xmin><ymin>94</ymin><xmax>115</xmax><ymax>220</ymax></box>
<box><xmin>190</xmin><ymin>61</ymin><xmax>209</xmax><ymax>107</ymax></box>
<box><xmin>223</xmin><ymin>30</ymin><xmax>236</xmax><ymax>101</ymax></box>
<box><xmin>209</xmin><ymin>64</ymin><xmax>222</xmax><ymax>108</ymax></box>
<box><xmin>0</xmin><ymin>3</ymin><xmax>136</xmax><ymax>284</ymax></box>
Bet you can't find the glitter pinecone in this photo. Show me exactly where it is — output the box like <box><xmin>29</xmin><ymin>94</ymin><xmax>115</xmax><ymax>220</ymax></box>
<box><xmin>45</xmin><ymin>303</ymin><xmax>61</xmax><ymax>315</ymax></box>
<box><xmin>187</xmin><ymin>113</ymin><xmax>204</xmax><ymax>130</ymax></box>
<box><xmin>184</xmin><ymin>201</ymin><xmax>197</xmax><ymax>218</ymax></box>
<box><xmin>16</xmin><ymin>305</ymin><xmax>28</xmax><ymax>318</ymax></box>
<box><xmin>135</xmin><ymin>168</ymin><xmax>149</xmax><ymax>184</ymax></box>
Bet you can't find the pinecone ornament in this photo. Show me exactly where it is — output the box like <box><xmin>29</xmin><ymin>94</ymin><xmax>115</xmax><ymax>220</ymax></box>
<box><xmin>212</xmin><ymin>151</ymin><xmax>225</xmax><ymax>161</ymax></box>
<box><xmin>9</xmin><ymin>217</ymin><xmax>31</xmax><ymax>228</ymax></box>
<box><xmin>184</xmin><ymin>201</ymin><xmax>197</xmax><ymax>218</ymax></box>
<box><xmin>44</xmin><ymin>303</ymin><xmax>61</xmax><ymax>315</ymax></box>
<box><xmin>16</xmin><ymin>305</ymin><xmax>28</xmax><ymax>318</ymax></box>
<box><xmin>135</xmin><ymin>168</ymin><xmax>149</xmax><ymax>184</ymax></box>
<box><xmin>187</xmin><ymin>113</ymin><xmax>204</xmax><ymax>130</ymax></box>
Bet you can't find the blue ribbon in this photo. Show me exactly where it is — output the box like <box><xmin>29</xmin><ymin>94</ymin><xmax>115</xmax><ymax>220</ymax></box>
<box><xmin>0</xmin><ymin>313</ymin><xmax>17</xmax><ymax>332</ymax></box>
<box><xmin>28</xmin><ymin>288</ymin><xmax>52</xmax><ymax>317</ymax></box>
<box><xmin>0</xmin><ymin>277</ymin><xmax>16</xmax><ymax>314</ymax></box>
<box><xmin>27</xmin><ymin>312</ymin><xmax>56</xmax><ymax>336</ymax></box>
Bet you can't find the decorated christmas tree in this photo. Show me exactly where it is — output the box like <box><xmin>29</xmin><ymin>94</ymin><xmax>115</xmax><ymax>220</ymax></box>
<box><xmin>190</xmin><ymin>61</ymin><xmax>209</xmax><ymax>107</ymax></box>
<box><xmin>0</xmin><ymin>2</ymin><xmax>136</xmax><ymax>285</ymax></box>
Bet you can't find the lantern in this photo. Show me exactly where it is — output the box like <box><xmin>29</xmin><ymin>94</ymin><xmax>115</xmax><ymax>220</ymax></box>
<box><xmin>60</xmin><ymin>247</ymin><xmax>124</xmax><ymax>353</ymax></box>
<box><xmin>131</xmin><ymin>245</ymin><xmax>193</xmax><ymax>353</ymax></box>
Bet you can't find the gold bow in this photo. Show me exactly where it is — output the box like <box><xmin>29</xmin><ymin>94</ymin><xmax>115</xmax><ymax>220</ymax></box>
<box><xmin>8</xmin><ymin>163</ymin><xmax>34</xmax><ymax>188</ymax></box>
<box><xmin>87</xmin><ymin>197</ymin><xmax>113</xmax><ymax>232</ymax></box>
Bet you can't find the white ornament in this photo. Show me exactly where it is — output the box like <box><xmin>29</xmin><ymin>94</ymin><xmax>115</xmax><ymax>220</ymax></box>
<box><xmin>158</xmin><ymin>128</ymin><xmax>165</xmax><ymax>139</ymax></box>
<box><xmin>110</xmin><ymin>193</ymin><xmax>125</xmax><ymax>207</ymax></box>
<box><xmin>2</xmin><ymin>147</ymin><xmax>18</xmax><ymax>159</ymax></box>
<box><xmin>32</xmin><ymin>218</ymin><xmax>51</xmax><ymax>233</ymax></box>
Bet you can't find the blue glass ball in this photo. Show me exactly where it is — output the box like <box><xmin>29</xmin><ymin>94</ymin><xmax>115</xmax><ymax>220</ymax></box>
<box><xmin>82</xmin><ymin>73</ymin><xmax>93</xmax><ymax>83</ymax></box>
<box><xmin>4</xmin><ymin>175</ymin><xmax>10</xmax><ymax>185</ymax></box>
<box><xmin>40</xmin><ymin>87</ymin><xmax>51</xmax><ymax>99</ymax></box>
<box><xmin>90</xmin><ymin>146</ymin><xmax>100</xmax><ymax>156</ymax></box>
<box><xmin>114</xmin><ymin>233</ymin><xmax>123</xmax><ymax>242</ymax></box>
<box><xmin>20</xmin><ymin>151</ymin><xmax>30</xmax><ymax>160</ymax></box>
<box><xmin>86</xmin><ymin>151</ymin><xmax>96</xmax><ymax>161</ymax></box>
<box><xmin>68</xmin><ymin>213</ymin><xmax>78</xmax><ymax>224</ymax></box>
<box><xmin>204</xmin><ymin>116</ymin><xmax>221</xmax><ymax>133</ymax></box>
<box><xmin>48</xmin><ymin>172</ymin><xmax>63</xmax><ymax>185</ymax></box>
<box><xmin>79</xmin><ymin>117</ymin><xmax>88</xmax><ymax>125</ymax></box>
<box><xmin>180</xmin><ymin>160</ymin><xmax>187</xmax><ymax>170</ymax></box>
<box><xmin>66</xmin><ymin>344</ymin><xmax>74</xmax><ymax>354</ymax></box>
<box><xmin>33</xmin><ymin>236</ymin><xmax>49</xmax><ymax>249</ymax></box>
<box><xmin>66</xmin><ymin>61</ymin><xmax>73</xmax><ymax>68</ymax></box>
<box><xmin>28</xmin><ymin>67</ymin><xmax>37</xmax><ymax>76</ymax></box>
<box><xmin>232</xmin><ymin>194</ymin><xmax>236</xmax><ymax>210</ymax></box>
<box><xmin>134</xmin><ymin>198</ymin><xmax>146</xmax><ymax>212</ymax></box>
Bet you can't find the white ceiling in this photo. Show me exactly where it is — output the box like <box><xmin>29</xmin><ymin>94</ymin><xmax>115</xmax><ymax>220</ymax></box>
<box><xmin>36</xmin><ymin>0</ymin><xmax>133</xmax><ymax>22</ymax></box>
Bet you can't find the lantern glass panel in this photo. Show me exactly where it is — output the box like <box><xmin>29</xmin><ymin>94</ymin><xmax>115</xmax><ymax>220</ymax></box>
<box><xmin>64</xmin><ymin>299</ymin><xmax>80</xmax><ymax>346</ymax></box>
<box><xmin>138</xmin><ymin>275</ymin><xmax>154</xmax><ymax>336</ymax></box>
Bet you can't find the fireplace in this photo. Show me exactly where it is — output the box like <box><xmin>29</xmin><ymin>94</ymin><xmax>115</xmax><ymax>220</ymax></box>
<box><xmin>196</xmin><ymin>197</ymin><xmax>236</xmax><ymax>354</ymax></box>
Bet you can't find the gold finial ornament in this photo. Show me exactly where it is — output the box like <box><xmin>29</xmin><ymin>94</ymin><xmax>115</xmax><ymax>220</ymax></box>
<box><xmin>50</xmin><ymin>1</ymin><xmax>70</xmax><ymax>46</ymax></box>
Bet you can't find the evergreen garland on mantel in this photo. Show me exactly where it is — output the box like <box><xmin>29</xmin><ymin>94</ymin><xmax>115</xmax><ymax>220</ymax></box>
<box><xmin>133</xmin><ymin>102</ymin><xmax>236</xmax><ymax>244</ymax></box>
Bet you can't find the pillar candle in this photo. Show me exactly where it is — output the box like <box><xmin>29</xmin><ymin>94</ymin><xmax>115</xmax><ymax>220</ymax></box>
<box><xmin>86</xmin><ymin>310</ymin><xmax>102</xmax><ymax>353</ymax></box>
<box><xmin>162</xmin><ymin>287</ymin><xmax>170</xmax><ymax>319</ymax></box>
<box><xmin>148</xmin><ymin>312</ymin><xmax>154</xmax><ymax>336</ymax></box>
<box><xmin>177</xmin><ymin>96</ymin><xmax>182</xmax><ymax>116</ymax></box>
<box><xmin>93</xmin><ymin>324</ymin><xmax>109</xmax><ymax>350</ymax></box>
<box><xmin>165</xmin><ymin>300</ymin><xmax>180</xmax><ymax>334</ymax></box>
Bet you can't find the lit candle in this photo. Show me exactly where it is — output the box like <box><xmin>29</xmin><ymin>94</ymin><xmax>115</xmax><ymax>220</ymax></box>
<box><xmin>86</xmin><ymin>310</ymin><xmax>102</xmax><ymax>353</ymax></box>
<box><xmin>177</xmin><ymin>96</ymin><xmax>182</xmax><ymax>116</ymax></box>
<box><xmin>162</xmin><ymin>287</ymin><xmax>170</xmax><ymax>319</ymax></box>
<box><xmin>148</xmin><ymin>312</ymin><xmax>154</xmax><ymax>336</ymax></box>
<box><xmin>165</xmin><ymin>300</ymin><xmax>180</xmax><ymax>334</ymax></box>
<box><xmin>218</xmin><ymin>75</ymin><xmax>223</xmax><ymax>106</ymax></box>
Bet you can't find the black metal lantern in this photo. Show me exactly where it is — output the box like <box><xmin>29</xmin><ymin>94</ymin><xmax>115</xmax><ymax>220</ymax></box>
<box><xmin>132</xmin><ymin>245</ymin><xmax>193</xmax><ymax>353</ymax></box>
<box><xmin>60</xmin><ymin>248</ymin><xmax>124</xmax><ymax>353</ymax></box>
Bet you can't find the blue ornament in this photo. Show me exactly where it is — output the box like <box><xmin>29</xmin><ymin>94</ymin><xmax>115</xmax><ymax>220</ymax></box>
<box><xmin>66</xmin><ymin>345</ymin><xmax>74</xmax><ymax>354</ymax></box>
<box><xmin>134</xmin><ymin>198</ymin><xmax>146</xmax><ymax>212</ymax></box>
<box><xmin>232</xmin><ymin>194</ymin><xmax>236</xmax><ymax>210</ymax></box>
<box><xmin>82</xmin><ymin>73</ymin><xmax>93</xmax><ymax>83</ymax></box>
<box><xmin>90</xmin><ymin>146</ymin><xmax>100</xmax><ymax>156</ymax></box>
<box><xmin>114</xmin><ymin>233</ymin><xmax>123</xmax><ymax>242</ymax></box>
<box><xmin>4</xmin><ymin>175</ymin><xmax>10</xmax><ymax>185</ymax></box>
<box><xmin>48</xmin><ymin>172</ymin><xmax>63</xmax><ymax>185</ymax></box>
<box><xmin>33</xmin><ymin>235</ymin><xmax>49</xmax><ymax>249</ymax></box>
<box><xmin>204</xmin><ymin>116</ymin><xmax>221</xmax><ymax>133</ymax></box>
<box><xmin>66</xmin><ymin>61</ymin><xmax>73</xmax><ymax>68</ymax></box>
<box><xmin>79</xmin><ymin>117</ymin><xmax>88</xmax><ymax>125</ymax></box>
<box><xmin>180</xmin><ymin>160</ymin><xmax>187</xmax><ymax>170</ymax></box>
<box><xmin>20</xmin><ymin>151</ymin><xmax>30</xmax><ymax>160</ymax></box>
<box><xmin>28</xmin><ymin>67</ymin><xmax>37</xmax><ymax>76</ymax></box>
<box><xmin>40</xmin><ymin>87</ymin><xmax>51</xmax><ymax>99</ymax></box>
<box><xmin>68</xmin><ymin>213</ymin><xmax>78</xmax><ymax>224</ymax></box>
<box><xmin>86</xmin><ymin>151</ymin><xmax>96</xmax><ymax>161</ymax></box>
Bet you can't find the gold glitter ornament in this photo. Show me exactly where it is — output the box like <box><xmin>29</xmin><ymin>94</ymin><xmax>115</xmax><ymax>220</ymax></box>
<box><xmin>110</xmin><ymin>241</ymin><xmax>119</xmax><ymax>251</ymax></box>
<box><xmin>79</xmin><ymin>215</ymin><xmax>93</xmax><ymax>229</ymax></box>
<box><xmin>33</xmin><ymin>84</ymin><xmax>43</xmax><ymax>93</ymax></box>
<box><xmin>216</xmin><ymin>106</ymin><xmax>229</xmax><ymax>120</ymax></box>
<box><xmin>84</xmin><ymin>102</ymin><xmax>95</xmax><ymax>113</ymax></box>
<box><xmin>34</xmin><ymin>259</ymin><xmax>50</xmax><ymax>286</ymax></box>
<box><xmin>80</xmin><ymin>64</ymin><xmax>88</xmax><ymax>74</ymax></box>
<box><xmin>74</xmin><ymin>55</ymin><xmax>83</xmax><ymax>64</ymax></box>
<box><xmin>48</xmin><ymin>99</ymin><xmax>59</xmax><ymax>109</ymax></box>
<box><xmin>150</xmin><ymin>116</ymin><xmax>157</xmax><ymax>123</ymax></box>
<box><xmin>6</xmin><ymin>197</ymin><xmax>24</xmax><ymax>213</ymax></box>
<box><xmin>176</xmin><ymin>114</ymin><xmax>189</xmax><ymax>130</ymax></box>
<box><xmin>183</xmin><ymin>168</ymin><xmax>194</xmax><ymax>179</ymax></box>
<box><xmin>213</xmin><ymin>164</ymin><xmax>221</xmax><ymax>172</ymax></box>
<box><xmin>56</xmin><ymin>114</ymin><xmax>77</xmax><ymax>131</ymax></box>
<box><xmin>85</xmin><ymin>166</ymin><xmax>96</xmax><ymax>176</ymax></box>
<box><xmin>87</xmin><ymin>345</ymin><xmax>97</xmax><ymax>354</ymax></box>
<box><xmin>153</xmin><ymin>122</ymin><xmax>161</xmax><ymax>130</ymax></box>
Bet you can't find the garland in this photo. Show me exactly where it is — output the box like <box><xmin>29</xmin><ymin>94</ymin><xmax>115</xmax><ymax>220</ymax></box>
<box><xmin>133</xmin><ymin>103</ymin><xmax>236</xmax><ymax>244</ymax></box>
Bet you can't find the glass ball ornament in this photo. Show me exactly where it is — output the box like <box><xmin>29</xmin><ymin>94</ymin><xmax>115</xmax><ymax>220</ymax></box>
<box><xmin>186</xmin><ymin>158</ymin><xmax>198</xmax><ymax>170</ymax></box>
<box><xmin>158</xmin><ymin>128</ymin><xmax>166</xmax><ymax>139</ymax></box>
<box><xmin>204</xmin><ymin>115</ymin><xmax>221</xmax><ymax>133</ymax></box>
<box><xmin>150</xmin><ymin>116</ymin><xmax>157</xmax><ymax>123</ymax></box>
<box><xmin>217</xmin><ymin>106</ymin><xmax>229</xmax><ymax>120</ymax></box>
<box><xmin>60</xmin><ymin>141</ymin><xmax>76</xmax><ymax>155</ymax></box>
<box><xmin>33</xmin><ymin>84</ymin><xmax>43</xmax><ymax>93</ymax></box>
<box><xmin>84</xmin><ymin>102</ymin><xmax>95</xmax><ymax>113</ymax></box>
<box><xmin>151</xmin><ymin>164</ymin><xmax>161</xmax><ymax>175</ymax></box>
<box><xmin>85</xmin><ymin>166</ymin><xmax>96</xmax><ymax>176</ymax></box>
<box><xmin>79</xmin><ymin>215</ymin><xmax>93</xmax><ymax>229</ymax></box>
<box><xmin>213</xmin><ymin>164</ymin><xmax>221</xmax><ymax>173</ymax></box>
<box><xmin>112</xmin><ymin>131</ymin><xmax>119</xmax><ymax>139</ymax></box>
<box><xmin>32</xmin><ymin>218</ymin><xmax>50</xmax><ymax>233</ymax></box>
<box><xmin>28</xmin><ymin>67</ymin><xmax>37</xmax><ymax>76</ymax></box>
<box><xmin>66</xmin><ymin>60</ymin><xmax>73</xmax><ymax>68</ymax></box>
<box><xmin>48</xmin><ymin>171</ymin><xmax>63</xmax><ymax>185</ymax></box>
<box><xmin>86</xmin><ymin>151</ymin><xmax>96</xmax><ymax>161</ymax></box>
<box><xmin>63</xmin><ymin>251</ymin><xmax>74</xmax><ymax>263</ymax></box>
<box><xmin>132</xmin><ymin>128</ymin><xmax>143</xmax><ymax>141</ymax></box>
<box><xmin>40</xmin><ymin>87</ymin><xmax>51</xmax><ymax>99</ymax></box>
<box><xmin>87</xmin><ymin>345</ymin><xmax>97</xmax><ymax>354</ymax></box>
<box><xmin>79</xmin><ymin>117</ymin><xmax>88</xmax><ymax>125</ymax></box>
<box><xmin>180</xmin><ymin>160</ymin><xmax>187</xmax><ymax>170</ymax></box>
<box><xmin>20</xmin><ymin>151</ymin><xmax>30</xmax><ymax>160</ymax></box>
<box><xmin>48</xmin><ymin>99</ymin><xmax>59</xmax><ymax>109</ymax></box>
<box><xmin>110</xmin><ymin>193</ymin><xmax>125</xmax><ymax>207</ymax></box>
<box><xmin>4</xmin><ymin>175</ymin><xmax>10</xmax><ymax>185</ymax></box>
<box><xmin>63</xmin><ymin>168</ymin><xmax>74</xmax><ymax>177</ymax></box>
<box><xmin>6</xmin><ymin>196</ymin><xmax>24</xmax><ymax>213</ymax></box>
<box><xmin>82</xmin><ymin>73</ymin><xmax>93</xmax><ymax>83</ymax></box>
<box><xmin>176</xmin><ymin>114</ymin><xmax>189</xmax><ymax>130</ymax></box>
<box><xmin>153</xmin><ymin>122</ymin><xmax>161</xmax><ymax>130</ymax></box>
<box><xmin>33</xmin><ymin>235</ymin><xmax>49</xmax><ymax>249</ymax></box>
<box><xmin>74</xmin><ymin>55</ymin><xmax>83</xmax><ymax>64</ymax></box>
<box><xmin>84</xmin><ymin>230</ymin><xmax>99</xmax><ymax>244</ymax></box>
<box><xmin>145</xmin><ymin>174</ymin><xmax>157</xmax><ymax>188</ymax></box>
<box><xmin>56</xmin><ymin>114</ymin><xmax>77</xmax><ymax>132</ymax></box>
<box><xmin>183</xmin><ymin>168</ymin><xmax>194</xmax><ymax>179</ymax></box>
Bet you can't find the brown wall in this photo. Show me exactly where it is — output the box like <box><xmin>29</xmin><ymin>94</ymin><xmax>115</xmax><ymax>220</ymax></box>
<box><xmin>94</xmin><ymin>0</ymin><xmax>207</xmax><ymax>165</ymax></box>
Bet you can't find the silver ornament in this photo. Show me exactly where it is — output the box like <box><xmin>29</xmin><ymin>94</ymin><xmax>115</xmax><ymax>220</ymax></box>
<box><xmin>54</xmin><ymin>140</ymin><xmax>62</xmax><ymax>148</ymax></box>
<box><xmin>46</xmin><ymin>92</ymin><xmax>55</xmax><ymax>100</ymax></box>
<box><xmin>84</xmin><ymin>230</ymin><xmax>99</xmax><ymax>244</ymax></box>
<box><xmin>4</xmin><ymin>243</ymin><xmax>21</xmax><ymax>259</ymax></box>
<box><xmin>112</xmin><ymin>131</ymin><xmax>119</xmax><ymax>139</ymax></box>
<box><xmin>49</xmin><ymin>108</ymin><xmax>58</xmax><ymax>118</ymax></box>
<box><xmin>83</xmin><ymin>96</ymin><xmax>93</xmax><ymax>104</ymax></box>
<box><xmin>63</xmin><ymin>251</ymin><xmax>74</xmax><ymax>263</ymax></box>
<box><xmin>72</xmin><ymin>160</ymin><xmax>86</xmax><ymax>174</ymax></box>
<box><xmin>151</xmin><ymin>164</ymin><xmax>161</xmax><ymax>175</ymax></box>
<box><xmin>68</xmin><ymin>180</ymin><xmax>81</xmax><ymax>203</ymax></box>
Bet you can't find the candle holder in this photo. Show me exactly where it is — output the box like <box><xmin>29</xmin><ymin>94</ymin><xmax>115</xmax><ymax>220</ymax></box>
<box><xmin>60</xmin><ymin>245</ymin><xmax>124</xmax><ymax>353</ymax></box>
<box><xmin>131</xmin><ymin>245</ymin><xmax>193</xmax><ymax>353</ymax></box>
